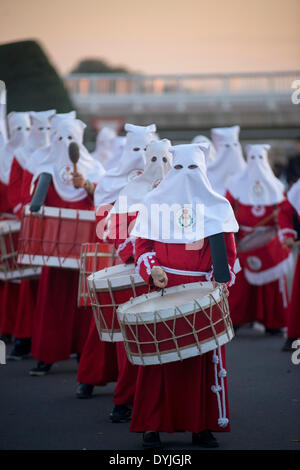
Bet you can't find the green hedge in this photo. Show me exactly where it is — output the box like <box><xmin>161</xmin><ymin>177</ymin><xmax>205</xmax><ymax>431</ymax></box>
<box><xmin>0</xmin><ymin>40</ymin><xmax>74</xmax><ymax>113</ymax></box>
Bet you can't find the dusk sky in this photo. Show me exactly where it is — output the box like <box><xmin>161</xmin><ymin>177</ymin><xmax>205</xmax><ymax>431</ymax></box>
<box><xmin>1</xmin><ymin>0</ymin><xmax>300</xmax><ymax>76</ymax></box>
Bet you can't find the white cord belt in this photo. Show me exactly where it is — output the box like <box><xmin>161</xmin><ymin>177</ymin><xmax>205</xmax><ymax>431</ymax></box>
<box><xmin>161</xmin><ymin>265</ymin><xmax>213</xmax><ymax>279</ymax></box>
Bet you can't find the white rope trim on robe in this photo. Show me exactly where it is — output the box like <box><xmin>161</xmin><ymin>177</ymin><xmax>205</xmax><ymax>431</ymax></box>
<box><xmin>278</xmin><ymin>276</ymin><xmax>288</xmax><ymax>308</ymax></box>
<box><xmin>228</xmin><ymin>265</ymin><xmax>236</xmax><ymax>287</ymax></box>
<box><xmin>131</xmin><ymin>238</ymin><xmax>136</xmax><ymax>256</ymax></box>
<box><xmin>233</xmin><ymin>258</ymin><xmax>241</xmax><ymax>274</ymax></box>
<box><xmin>244</xmin><ymin>252</ymin><xmax>294</xmax><ymax>286</ymax></box>
<box><xmin>136</xmin><ymin>252</ymin><xmax>157</xmax><ymax>276</ymax></box>
<box><xmin>211</xmin><ymin>347</ymin><xmax>229</xmax><ymax>428</ymax></box>
<box><xmin>160</xmin><ymin>265</ymin><xmax>213</xmax><ymax>280</ymax></box>
<box><xmin>13</xmin><ymin>202</ymin><xmax>22</xmax><ymax>214</ymax></box>
<box><xmin>278</xmin><ymin>228</ymin><xmax>297</xmax><ymax>243</ymax></box>
<box><xmin>239</xmin><ymin>224</ymin><xmax>272</xmax><ymax>232</ymax></box>
<box><xmin>116</xmin><ymin>236</ymin><xmax>135</xmax><ymax>257</ymax></box>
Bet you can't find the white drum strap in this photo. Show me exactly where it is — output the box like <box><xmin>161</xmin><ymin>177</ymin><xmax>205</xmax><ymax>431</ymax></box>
<box><xmin>211</xmin><ymin>347</ymin><xmax>229</xmax><ymax>428</ymax></box>
<box><xmin>161</xmin><ymin>265</ymin><xmax>213</xmax><ymax>280</ymax></box>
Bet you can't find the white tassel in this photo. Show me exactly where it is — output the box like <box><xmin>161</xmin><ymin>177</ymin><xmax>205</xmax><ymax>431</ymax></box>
<box><xmin>218</xmin><ymin>417</ymin><xmax>229</xmax><ymax>428</ymax></box>
<box><xmin>218</xmin><ymin>368</ymin><xmax>227</xmax><ymax>378</ymax></box>
<box><xmin>211</xmin><ymin>348</ymin><xmax>229</xmax><ymax>429</ymax></box>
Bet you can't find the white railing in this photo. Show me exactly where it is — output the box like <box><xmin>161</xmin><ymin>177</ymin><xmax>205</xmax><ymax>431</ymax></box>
<box><xmin>65</xmin><ymin>71</ymin><xmax>299</xmax><ymax>96</ymax></box>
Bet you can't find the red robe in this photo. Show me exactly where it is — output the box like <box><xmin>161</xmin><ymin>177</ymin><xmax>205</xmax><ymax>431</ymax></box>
<box><xmin>226</xmin><ymin>192</ymin><xmax>296</xmax><ymax>329</ymax></box>
<box><xmin>130</xmin><ymin>233</ymin><xmax>236</xmax><ymax>433</ymax></box>
<box><xmin>77</xmin><ymin>209</ymin><xmax>138</xmax><ymax>406</ymax></box>
<box><xmin>287</xmin><ymin>214</ymin><xmax>300</xmax><ymax>338</ymax></box>
<box><xmin>7</xmin><ymin>158</ymin><xmax>39</xmax><ymax>339</ymax></box>
<box><xmin>0</xmin><ymin>180</ymin><xmax>20</xmax><ymax>336</ymax></box>
<box><xmin>31</xmin><ymin>183</ymin><xmax>93</xmax><ymax>363</ymax></box>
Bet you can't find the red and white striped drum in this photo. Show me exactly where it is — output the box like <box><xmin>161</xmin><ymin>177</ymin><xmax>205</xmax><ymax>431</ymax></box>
<box><xmin>18</xmin><ymin>205</ymin><xmax>97</xmax><ymax>269</ymax></box>
<box><xmin>238</xmin><ymin>226</ymin><xmax>292</xmax><ymax>285</ymax></box>
<box><xmin>117</xmin><ymin>282</ymin><xmax>234</xmax><ymax>366</ymax></box>
<box><xmin>0</xmin><ymin>218</ymin><xmax>41</xmax><ymax>281</ymax></box>
<box><xmin>78</xmin><ymin>242</ymin><xmax>120</xmax><ymax>307</ymax></box>
<box><xmin>87</xmin><ymin>263</ymin><xmax>148</xmax><ymax>342</ymax></box>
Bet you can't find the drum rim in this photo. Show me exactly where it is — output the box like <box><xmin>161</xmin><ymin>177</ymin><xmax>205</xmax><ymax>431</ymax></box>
<box><xmin>87</xmin><ymin>263</ymin><xmax>144</xmax><ymax>290</ymax></box>
<box><xmin>0</xmin><ymin>219</ymin><xmax>21</xmax><ymax>234</ymax></box>
<box><xmin>24</xmin><ymin>204</ymin><xmax>95</xmax><ymax>221</ymax></box>
<box><xmin>127</xmin><ymin>330</ymin><xmax>234</xmax><ymax>365</ymax></box>
<box><xmin>117</xmin><ymin>281</ymin><xmax>222</xmax><ymax>322</ymax></box>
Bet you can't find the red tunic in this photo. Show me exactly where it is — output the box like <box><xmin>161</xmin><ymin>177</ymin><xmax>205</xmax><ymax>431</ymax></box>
<box><xmin>8</xmin><ymin>158</ymin><xmax>24</xmax><ymax>216</ymax></box>
<box><xmin>31</xmin><ymin>183</ymin><xmax>93</xmax><ymax>363</ymax></box>
<box><xmin>287</xmin><ymin>213</ymin><xmax>300</xmax><ymax>338</ymax></box>
<box><xmin>130</xmin><ymin>233</ymin><xmax>236</xmax><ymax>433</ymax></box>
<box><xmin>7</xmin><ymin>158</ymin><xmax>39</xmax><ymax>339</ymax></box>
<box><xmin>226</xmin><ymin>191</ymin><xmax>296</xmax><ymax>329</ymax></box>
<box><xmin>0</xmin><ymin>180</ymin><xmax>20</xmax><ymax>336</ymax></box>
<box><xmin>77</xmin><ymin>208</ymin><xmax>138</xmax><ymax>405</ymax></box>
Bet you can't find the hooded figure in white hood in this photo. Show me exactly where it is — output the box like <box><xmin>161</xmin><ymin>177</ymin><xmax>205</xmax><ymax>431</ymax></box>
<box><xmin>192</xmin><ymin>135</ymin><xmax>216</xmax><ymax>162</ymax></box>
<box><xmin>229</xmin><ymin>144</ymin><xmax>285</xmax><ymax>206</ymax></box>
<box><xmin>131</xmin><ymin>143</ymin><xmax>239</xmax><ymax>244</ymax></box>
<box><xmin>287</xmin><ymin>177</ymin><xmax>300</xmax><ymax>217</ymax></box>
<box><xmin>0</xmin><ymin>112</ymin><xmax>31</xmax><ymax>184</ymax></box>
<box><xmin>129</xmin><ymin>143</ymin><xmax>239</xmax><ymax>447</ymax></box>
<box><xmin>31</xmin><ymin>118</ymin><xmax>105</xmax><ymax>203</ymax></box>
<box><xmin>113</xmin><ymin>139</ymin><xmax>172</xmax><ymax>214</ymax></box>
<box><xmin>91</xmin><ymin>127</ymin><xmax>117</xmax><ymax>169</ymax></box>
<box><xmin>102</xmin><ymin>135</ymin><xmax>127</xmax><ymax>172</ymax></box>
<box><xmin>27</xmin><ymin>111</ymin><xmax>77</xmax><ymax>174</ymax></box>
<box><xmin>13</xmin><ymin>110</ymin><xmax>56</xmax><ymax>171</ymax></box>
<box><xmin>207</xmin><ymin>125</ymin><xmax>246</xmax><ymax>196</ymax></box>
<box><xmin>94</xmin><ymin>123</ymin><xmax>156</xmax><ymax>208</ymax></box>
<box><xmin>0</xmin><ymin>81</ymin><xmax>8</xmax><ymax>147</ymax></box>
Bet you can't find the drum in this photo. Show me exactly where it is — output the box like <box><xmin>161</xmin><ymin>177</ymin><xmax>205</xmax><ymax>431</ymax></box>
<box><xmin>87</xmin><ymin>263</ymin><xmax>148</xmax><ymax>342</ymax></box>
<box><xmin>117</xmin><ymin>281</ymin><xmax>234</xmax><ymax>366</ymax></box>
<box><xmin>18</xmin><ymin>205</ymin><xmax>97</xmax><ymax>269</ymax></box>
<box><xmin>0</xmin><ymin>219</ymin><xmax>41</xmax><ymax>281</ymax></box>
<box><xmin>238</xmin><ymin>226</ymin><xmax>292</xmax><ymax>285</ymax></box>
<box><xmin>78</xmin><ymin>242</ymin><xmax>120</xmax><ymax>307</ymax></box>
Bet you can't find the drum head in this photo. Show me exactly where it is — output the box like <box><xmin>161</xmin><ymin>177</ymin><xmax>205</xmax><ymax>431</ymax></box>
<box><xmin>118</xmin><ymin>281</ymin><xmax>219</xmax><ymax>318</ymax></box>
<box><xmin>87</xmin><ymin>263</ymin><xmax>144</xmax><ymax>291</ymax></box>
<box><xmin>238</xmin><ymin>226</ymin><xmax>277</xmax><ymax>251</ymax></box>
<box><xmin>89</xmin><ymin>263</ymin><xmax>135</xmax><ymax>281</ymax></box>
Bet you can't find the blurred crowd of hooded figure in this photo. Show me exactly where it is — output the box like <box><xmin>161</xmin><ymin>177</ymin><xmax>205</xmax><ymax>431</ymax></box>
<box><xmin>0</xmin><ymin>97</ymin><xmax>300</xmax><ymax>450</ymax></box>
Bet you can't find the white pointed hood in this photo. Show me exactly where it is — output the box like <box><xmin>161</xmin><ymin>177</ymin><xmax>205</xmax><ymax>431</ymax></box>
<box><xmin>27</xmin><ymin>111</ymin><xmax>77</xmax><ymax>174</ymax></box>
<box><xmin>91</xmin><ymin>127</ymin><xmax>117</xmax><ymax>168</ymax></box>
<box><xmin>0</xmin><ymin>81</ymin><xmax>8</xmax><ymax>146</ymax></box>
<box><xmin>0</xmin><ymin>112</ymin><xmax>31</xmax><ymax>184</ymax></box>
<box><xmin>32</xmin><ymin>119</ymin><xmax>105</xmax><ymax>202</ymax></box>
<box><xmin>287</xmin><ymin>178</ymin><xmax>300</xmax><ymax>216</ymax></box>
<box><xmin>192</xmin><ymin>135</ymin><xmax>215</xmax><ymax>161</ymax></box>
<box><xmin>94</xmin><ymin>123</ymin><xmax>156</xmax><ymax>208</ymax></box>
<box><xmin>113</xmin><ymin>139</ymin><xmax>172</xmax><ymax>214</ymax></box>
<box><xmin>229</xmin><ymin>144</ymin><xmax>285</xmax><ymax>206</ymax></box>
<box><xmin>14</xmin><ymin>110</ymin><xmax>56</xmax><ymax>170</ymax></box>
<box><xmin>102</xmin><ymin>136</ymin><xmax>126</xmax><ymax>171</ymax></box>
<box><xmin>207</xmin><ymin>125</ymin><xmax>246</xmax><ymax>195</ymax></box>
<box><xmin>131</xmin><ymin>143</ymin><xmax>239</xmax><ymax>243</ymax></box>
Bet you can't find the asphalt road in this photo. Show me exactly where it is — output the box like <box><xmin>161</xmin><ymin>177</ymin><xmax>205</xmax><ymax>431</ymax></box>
<box><xmin>0</xmin><ymin>325</ymin><xmax>299</xmax><ymax>451</ymax></box>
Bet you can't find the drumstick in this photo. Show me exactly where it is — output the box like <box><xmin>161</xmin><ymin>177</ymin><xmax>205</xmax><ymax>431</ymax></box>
<box><xmin>30</xmin><ymin>173</ymin><xmax>52</xmax><ymax>213</ymax></box>
<box><xmin>209</xmin><ymin>232</ymin><xmax>230</xmax><ymax>283</ymax></box>
<box><xmin>68</xmin><ymin>141</ymin><xmax>80</xmax><ymax>174</ymax></box>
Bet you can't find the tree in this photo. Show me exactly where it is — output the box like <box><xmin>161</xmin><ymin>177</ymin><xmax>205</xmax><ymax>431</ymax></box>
<box><xmin>71</xmin><ymin>58</ymin><xmax>130</xmax><ymax>74</ymax></box>
<box><xmin>0</xmin><ymin>40</ymin><xmax>74</xmax><ymax>113</ymax></box>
